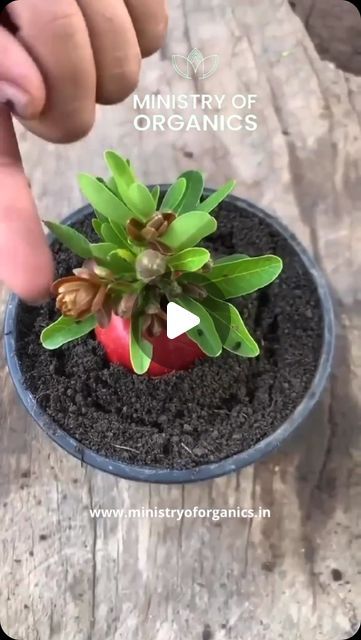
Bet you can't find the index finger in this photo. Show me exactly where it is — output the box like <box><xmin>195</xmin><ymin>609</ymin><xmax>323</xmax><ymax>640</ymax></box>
<box><xmin>0</xmin><ymin>106</ymin><xmax>53</xmax><ymax>302</ymax></box>
<box><xmin>125</xmin><ymin>0</ymin><xmax>168</xmax><ymax>57</ymax></box>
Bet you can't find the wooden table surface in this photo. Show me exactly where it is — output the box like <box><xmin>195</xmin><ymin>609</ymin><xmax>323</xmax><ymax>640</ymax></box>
<box><xmin>1</xmin><ymin>1</ymin><xmax>360</xmax><ymax>638</ymax></box>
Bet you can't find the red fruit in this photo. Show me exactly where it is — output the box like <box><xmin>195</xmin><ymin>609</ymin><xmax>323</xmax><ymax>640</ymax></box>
<box><xmin>95</xmin><ymin>313</ymin><xmax>204</xmax><ymax>376</ymax></box>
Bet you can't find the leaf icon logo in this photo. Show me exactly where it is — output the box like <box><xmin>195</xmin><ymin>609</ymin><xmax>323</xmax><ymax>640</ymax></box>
<box><xmin>172</xmin><ymin>48</ymin><xmax>219</xmax><ymax>80</ymax></box>
<box><xmin>188</xmin><ymin>48</ymin><xmax>204</xmax><ymax>73</ymax></box>
<box><xmin>172</xmin><ymin>54</ymin><xmax>193</xmax><ymax>80</ymax></box>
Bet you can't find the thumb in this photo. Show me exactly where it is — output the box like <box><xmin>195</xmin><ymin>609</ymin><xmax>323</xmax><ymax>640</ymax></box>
<box><xmin>0</xmin><ymin>105</ymin><xmax>54</xmax><ymax>302</ymax></box>
<box><xmin>0</xmin><ymin>24</ymin><xmax>45</xmax><ymax>118</ymax></box>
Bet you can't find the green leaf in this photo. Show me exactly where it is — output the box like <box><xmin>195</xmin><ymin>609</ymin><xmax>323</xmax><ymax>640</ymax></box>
<box><xmin>95</xmin><ymin>212</ymin><xmax>107</xmax><ymax>223</ymax></box>
<box><xmin>174</xmin><ymin>295</ymin><xmax>222</xmax><ymax>357</ymax></box>
<box><xmin>107</xmin><ymin>176</ymin><xmax>121</xmax><ymax>197</ymax></box>
<box><xmin>122</xmin><ymin>183</ymin><xmax>156</xmax><ymax>220</ymax></box>
<box><xmin>197</xmin><ymin>180</ymin><xmax>236</xmax><ymax>214</ymax></box>
<box><xmin>93</xmin><ymin>180</ymin><xmax>109</xmax><ymax>222</ymax></box>
<box><xmin>78</xmin><ymin>173</ymin><xmax>134</xmax><ymax>224</ymax></box>
<box><xmin>97</xmin><ymin>176</ymin><xmax>119</xmax><ymax>199</ymax></box>
<box><xmin>92</xmin><ymin>219</ymin><xmax>103</xmax><ymax>238</ymax></box>
<box><xmin>125</xmin><ymin>158</ymin><xmax>137</xmax><ymax>180</ymax></box>
<box><xmin>110</xmin><ymin>249</ymin><xmax>134</xmax><ymax>264</ymax></box>
<box><xmin>108</xmin><ymin>250</ymin><xmax>135</xmax><ymax>277</ymax></box>
<box><xmin>161</xmin><ymin>211</ymin><xmax>217</xmax><ymax>251</ymax></box>
<box><xmin>90</xmin><ymin>243</ymin><xmax>135</xmax><ymax>276</ymax></box>
<box><xmin>90</xmin><ymin>243</ymin><xmax>118</xmax><ymax>261</ymax></box>
<box><xmin>202</xmin><ymin>296</ymin><xmax>260</xmax><ymax>357</ymax></box>
<box><xmin>44</xmin><ymin>221</ymin><xmax>92</xmax><ymax>259</ymax></box>
<box><xmin>214</xmin><ymin>254</ymin><xmax>249</xmax><ymax>265</ymax></box>
<box><xmin>168</xmin><ymin>248</ymin><xmax>210</xmax><ymax>272</ymax></box>
<box><xmin>104</xmin><ymin>150</ymin><xmax>137</xmax><ymax>201</ymax></box>
<box><xmin>93</xmin><ymin>208</ymin><xmax>107</xmax><ymax>224</ymax></box>
<box><xmin>41</xmin><ymin>315</ymin><xmax>97</xmax><ymax>350</ymax></box>
<box><xmin>160</xmin><ymin>178</ymin><xmax>187</xmax><ymax>213</ymax></box>
<box><xmin>176</xmin><ymin>171</ymin><xmax>204</xmax><ymax>214</ymax></box>
<box><xmin>130</xmin><ymin>315</ymin><xmax>153</xmax><ymax>374</ymax></box>
<box><xmin>206</xmin><ymin>255</ymin><xmax>283</xmax><ymax>298</ymax></box>
<box><xmin>109</xmin><ymin>220</ymin><xmax>132</xmax><ymax>251</ymax></box>
<box><xmin>101</xmin><ymin>223</ymin><xmax>122</xmax><ymax>245</ymax></box>
<box><xmin>151</xmin><ymin>185</ymin><xmax>160</xmax><ymax>209</ymax></box>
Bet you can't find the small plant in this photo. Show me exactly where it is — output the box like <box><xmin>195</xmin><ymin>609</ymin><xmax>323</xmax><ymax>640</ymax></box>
<box><xmin>41</xmin><ymin>151</ymin><xmax>283</xmax><ymax>375</ymax></box>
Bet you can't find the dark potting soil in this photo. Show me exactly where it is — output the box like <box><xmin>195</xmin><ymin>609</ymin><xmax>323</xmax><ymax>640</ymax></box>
<box><xmin>15</xmin><ymin>202</ymin><xmax>323</xmax><ymax>469</ymax></box>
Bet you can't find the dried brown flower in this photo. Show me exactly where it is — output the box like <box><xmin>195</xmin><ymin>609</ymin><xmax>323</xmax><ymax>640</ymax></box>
<box><xmin>51</xmin><ymin>264</ymin><xmax>113</xmax><ymax>327</ymax></box>
<box><xmin>116</xmin><ymin>292</ymin><xmax>138</xmax><ymax>318</ymax></box>
<box><xmin>142</xmin><ymin>305</ymin><xmax>167</xmax><ymax>338</ymax></box>
<box><xmin>126</xmin><ymin>212</ymin><xmax>176</xmax><ymax>244</ymax></box>
<box><xmin>181</xmin><ymin>282</ymin><xmax>208</xmax><ymax>300</ymax></box>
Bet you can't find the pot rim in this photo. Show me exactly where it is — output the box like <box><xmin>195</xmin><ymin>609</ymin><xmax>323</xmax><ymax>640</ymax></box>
<box><xmin>4</xmin><ymin>190</ymin><xmax>335</xmax><ymax>484</ymax></box>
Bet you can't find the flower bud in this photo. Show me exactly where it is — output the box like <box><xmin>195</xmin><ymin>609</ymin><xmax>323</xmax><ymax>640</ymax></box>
<box><xmin>135</xmin><ymin>250</ymin><xmax>167</xmax><ymax>282</ymax></box>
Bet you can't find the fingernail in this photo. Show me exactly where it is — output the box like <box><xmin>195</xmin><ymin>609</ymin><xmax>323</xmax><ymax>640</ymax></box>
<box><xmin>0</xmin><ymin>81</ymin><xmax>31</xmax><ymax>118</ymax></box>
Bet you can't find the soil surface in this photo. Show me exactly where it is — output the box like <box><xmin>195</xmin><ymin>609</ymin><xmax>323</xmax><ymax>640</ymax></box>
<box><xmin>15</xmin><ymin>202</ymin><xmax>324</xmax><ymax>469</ymax></box>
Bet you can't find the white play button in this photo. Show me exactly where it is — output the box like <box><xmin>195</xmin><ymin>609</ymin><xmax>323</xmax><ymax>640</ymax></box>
<box><xmin>166</xmin><ymin>302</ymin><xmax>200</xmax><ymax>340</ymax></box>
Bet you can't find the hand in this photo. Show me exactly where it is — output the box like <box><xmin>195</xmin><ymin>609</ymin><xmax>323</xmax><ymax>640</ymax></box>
<box><xmin>0</xmin><ymin>0</ymin><xmax>168</xmax><ymax>302</ymax></box>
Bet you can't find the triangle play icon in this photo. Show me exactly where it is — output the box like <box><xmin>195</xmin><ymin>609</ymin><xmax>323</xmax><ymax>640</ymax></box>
<box><xmin>166</xmin><ymin>302</ymin><xmax>200</xmax><ymax>340</ymax></box>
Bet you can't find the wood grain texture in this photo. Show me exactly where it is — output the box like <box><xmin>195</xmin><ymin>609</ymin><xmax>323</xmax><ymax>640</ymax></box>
<box><xmin>1</xmin><ymin>0</ymin><xmax>361</xmax><ymax>638</ymax></box>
